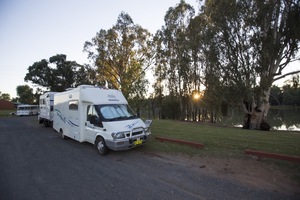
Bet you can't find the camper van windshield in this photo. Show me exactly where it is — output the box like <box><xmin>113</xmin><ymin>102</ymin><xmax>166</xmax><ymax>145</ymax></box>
<box><xmin>95</xmin><ymin>104</ymin><xmax>137</xmax><ymax>121</ymax></box>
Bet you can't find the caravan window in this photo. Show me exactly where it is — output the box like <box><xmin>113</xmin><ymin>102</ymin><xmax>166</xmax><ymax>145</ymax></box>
<box><xmin>69</xmin><ymin>100</ymin><xmax>78</xmax><ymax>110</ymax></box>
<box><xmin>40</xmin><ymin>99</ymin><xmax>45</xmax><ymax>105</ymax></box>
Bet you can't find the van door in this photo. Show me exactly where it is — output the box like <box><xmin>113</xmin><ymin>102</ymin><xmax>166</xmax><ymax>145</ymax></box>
<box><xmin>68</xmin><ymin>100</ymin><xmax>80</xmax><ymax>140</ymax></box>
<box><xmin>84</xmin><ymin>105</ymin><xmax>102</xmax><ymax>143</ymax></box>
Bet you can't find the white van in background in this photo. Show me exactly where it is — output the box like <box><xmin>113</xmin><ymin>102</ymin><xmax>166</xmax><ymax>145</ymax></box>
<box><xmin>53</xmin><ymin>85</ymin><xmax>152</xmax><ymax>155</ymax></box>
<box><xmin>38</xmin><ymin>92</ymin><xmax>57</xmax><ymax>127</ymax></box>
<box><xmin>16</xmin><ymin>104</ymin><xmax>39</xmax><ymax>116</ymax></box>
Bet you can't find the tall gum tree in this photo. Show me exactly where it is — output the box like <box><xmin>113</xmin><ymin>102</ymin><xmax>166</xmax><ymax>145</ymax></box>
<box><xmin>84</xmin><ymin>12</ymin><xmax>154</xmax><ymax>99</ymax></box>
<box><xmin>160</xmin><ymin>0</ymin><xmax>195</xmax><ymax>120</ymax></box>
<box><xmin>199</xmin><ymin>0</ymin><xmax>300</xmax><ymax>129</ymax></box>
<box><xmin>251</xmin><ymin>0</ymin><xmax>300</xmax><ymax>129</ymax></box>
<box><xmin>25</xmin><ymin>54</ymin><xmax>92</xmax><ymax>92</ymax></box>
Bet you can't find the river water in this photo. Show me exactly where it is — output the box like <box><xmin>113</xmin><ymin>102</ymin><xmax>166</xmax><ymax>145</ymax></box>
<box><xmin>217</xmin><ymin>107</ymin><xmax>300</xmax><ymax>131</ymax></box>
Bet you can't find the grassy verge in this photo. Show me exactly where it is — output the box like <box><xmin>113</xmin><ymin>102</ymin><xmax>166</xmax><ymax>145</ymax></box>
<box><xmin>144</xmin><ymin>119</ymin><xmax>300</xmax><ymax>157</ymax></box>
<box><xmin>0</xmin><ymin>109</ymin><xmax>15</xmax><ymax>117</ymax></box>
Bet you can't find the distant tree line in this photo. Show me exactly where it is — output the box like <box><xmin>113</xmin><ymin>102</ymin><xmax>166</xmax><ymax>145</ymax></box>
<box><xmin>0</xmin><ymin>85</ymin><xmax>40</xmax><ymax>104</ymax></box>
<box><xmin>0</xmin><ymin>91</ymin><xmax>10</xmax><ymax>101</ymax></box>
<box><xmin>270</xmin><ymin>75</ymin><xmax>300</xmax><ymax>106</ymax></box>
<box><xmin>22</xmin><ymin>0</ymin><xmax>300</xmax><ymax>129</ymax></box>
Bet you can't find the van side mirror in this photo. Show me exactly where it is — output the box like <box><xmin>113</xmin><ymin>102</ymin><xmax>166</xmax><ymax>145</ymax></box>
<box><xmin>144</xmin><ymin>120</ymin><xmax>152</xmax><ymax>128</ymax></box>
<box><xmin>90</xmin><ymin>116</ymin><xmax>96</xmax><ymax>124</ymax></box>
<box><xmin>89</xmin><ymin>116</ymin><xmax>103</xmax><ymax>128</ymax></box>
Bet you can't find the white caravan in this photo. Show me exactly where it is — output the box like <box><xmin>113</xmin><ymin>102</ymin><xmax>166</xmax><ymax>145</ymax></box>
<box><xmin>53</xmin><ymin>85</ymin><xmax>152</xmax><ymax>155</ymax></box>
<box><xmin>16</xmin><ymin>104</ymin><xmax>39</xmax><ymax>116</ymax></box>
<box><xmin>38</xmin><ymin>92</ymin><xmax>57</xmax><ymax>127</ymax></box>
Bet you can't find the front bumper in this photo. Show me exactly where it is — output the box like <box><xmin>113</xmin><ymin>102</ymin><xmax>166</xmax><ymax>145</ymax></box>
<box><xmin>106</xmin><ymin>135</ymin><xmax>150</xmax><ymax>151</ymax></box>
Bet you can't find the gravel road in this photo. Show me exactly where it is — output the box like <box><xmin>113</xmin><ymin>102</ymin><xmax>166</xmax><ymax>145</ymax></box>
<box><xmin>0</xmin><ymin>116</ymin><xmax>296</xmax><ymax>200</ymax></box>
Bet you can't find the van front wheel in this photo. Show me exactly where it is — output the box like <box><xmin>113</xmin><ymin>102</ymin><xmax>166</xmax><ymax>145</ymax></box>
<box><xmin>95</xmin><ymin>137</ymin><xmax>108</xmax><ymax>155</ymax></box>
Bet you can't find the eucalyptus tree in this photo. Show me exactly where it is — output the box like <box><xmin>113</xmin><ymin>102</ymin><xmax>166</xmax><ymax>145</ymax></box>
<box><xmin>187</xmin><ymin>14</ymin><xmax>206</xmax><ymax>93</ymax></box>
<box><xmin>188</xmin><ymin>12</ymin><xmax>224</xmax><ymax>121</ymax></box>
<box><xmin>199</xmin><ymin>0</ymin><xmax>300</xmax><ymax>129</ymax></box>
<box><xmin>25</xmin><ymin>54</ymin><xmax>92</xmax><ymax>92</ymax></box>
<box><xmin>0</xmin><ymin>92</ymin><xmax>11</xmax><ymax>101</ymax></box>
<box><xmin>16</xmin><ymin>85</ymin><xmax>35</xmax><ymax>104</ymax></box>
<box><xmin>152</xmin><ymin>30</ymin><xmax>167</xmax><ymax>119</ymax></box>
<box><xmin>160</xmin><ymin>0</ymin><xmax>195</xmax><ymax>119</ymax></box>
<box><xmin>250</xmin><ymin>0</ymin><xmax>300</xmax><ymax>129</ymax></box>
<box><xmin>84</xmin><ymin>12</ymin><xmax>153</xmax><ymax>99</ymax></box>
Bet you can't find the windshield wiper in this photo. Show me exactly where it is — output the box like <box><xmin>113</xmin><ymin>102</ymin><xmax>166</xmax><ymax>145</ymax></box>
<box><xmin>112</xmin><ymin>116</ymin><xmax>128</xmax><ymax>121</ymax></box>
<box><xmin>105</xmin><ymin>116</ymin><xmax>136</xmax><ymax>121</ymax></box>
<box><xmin>127</xmin><ymin>115</ymin><xmax>138</xmax><ymax>119</ymax></box>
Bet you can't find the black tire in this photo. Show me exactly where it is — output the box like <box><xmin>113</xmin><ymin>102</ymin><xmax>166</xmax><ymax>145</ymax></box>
<box><xmin>60</xmin><ymin>129</ymin><xmax>66</xmax><ymax>140</ymax></box>
<box><xmin>95</xmin><ymin>137</ymin><xmax>108</xmax><ymax>155</ymax></box>
<box><xmin>43</xmin><ymin>120</ymin><xmax>48</xmax><ymax>127</ymax></box>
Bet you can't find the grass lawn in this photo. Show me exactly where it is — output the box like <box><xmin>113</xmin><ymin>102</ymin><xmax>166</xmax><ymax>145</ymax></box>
<box><xmin>0</xmin><ymin>109</ymin><xmax>15</xmax><ymax>117</ymax></box>
<box><xmin>144</xmin><ymin>119</ymin><xmax>300</xmax><ymax>158</ymax></box>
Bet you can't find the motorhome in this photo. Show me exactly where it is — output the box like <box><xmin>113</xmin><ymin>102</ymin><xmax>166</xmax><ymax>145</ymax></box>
<box><xmin>16</xmin><ymin>104</ymin><xmax>39</xmax><ymax>116</ymax></box>
<box><xmin>53</xmin><ymin>85</ymin><xmax>152</xmax><ymax>155</ymax></box>
<box><xmin>38</xmin><ymin>92</ymin><xmax>57</xmax><ymax>127</ymax></box>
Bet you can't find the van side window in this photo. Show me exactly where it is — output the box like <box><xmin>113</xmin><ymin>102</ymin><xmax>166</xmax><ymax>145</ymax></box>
<box><xmin>69</xmin><ymin>100</ymin><xmax>78</xmax><ymax>110</ymax></box>
<box><xmin>87</xmin><ymin>105</ymin><xmax>102</xmax><ymax>127</ymax></box>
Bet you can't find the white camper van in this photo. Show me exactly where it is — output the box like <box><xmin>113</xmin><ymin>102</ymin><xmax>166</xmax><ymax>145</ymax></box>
<box><xmin>53</xmin><ymin>85</ymin><xmax>152</xmax><ymax>155</ymax></box>
<box><xmin>38</xmin><ymin>92</ymin><xmax>57</xmax><ymax>127</ymax></box>
<box><xmin>16</xmin><ymin>104</ymin><xmax>39</xmax><ymax>116</ymax></box>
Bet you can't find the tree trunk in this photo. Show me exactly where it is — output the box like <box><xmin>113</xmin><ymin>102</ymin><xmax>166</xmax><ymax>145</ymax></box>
<box><xmin>243</xmin><ymin>88</ymin><xmax>271</xmax><ymax>130</ymax></box>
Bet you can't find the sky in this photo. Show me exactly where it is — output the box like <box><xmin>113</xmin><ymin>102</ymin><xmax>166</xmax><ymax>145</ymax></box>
<box><xmin>0</xmin><ymin>0</ymin><xmax>299</xmax><ymax>99</ymax></box>
<box><xmin>0</xmin><ymin>0</ymin><xmax>199</xmax><ymax>98</ymax></box>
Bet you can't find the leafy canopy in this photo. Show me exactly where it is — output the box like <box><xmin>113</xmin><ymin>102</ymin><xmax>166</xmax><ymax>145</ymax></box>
<box><xmin>84</xmin><ymin>12</ymin><xmax>154</xmax><ymax>99</ymax></box>
<box><xmin>25</xmin><ymin>54</ymin><xmax>93</xmax><ymax>92</ymax></box>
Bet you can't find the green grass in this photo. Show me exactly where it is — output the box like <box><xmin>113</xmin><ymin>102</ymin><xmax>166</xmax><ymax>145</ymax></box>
<box><xmin>0</xmin><ymin>109</ymin><xmax>15</xmax><ymax>117</ymax></box>
<box><xmin>144</xmin><ymin>119</ymin><xmax>300</xmax><ymax>158</ymax></box>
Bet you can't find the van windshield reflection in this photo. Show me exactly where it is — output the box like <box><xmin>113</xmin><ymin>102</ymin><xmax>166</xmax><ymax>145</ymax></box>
<box><xmin>95</xmin><ymin>104</ymin><xmax>137</xmax><ymax>121</ymax></box>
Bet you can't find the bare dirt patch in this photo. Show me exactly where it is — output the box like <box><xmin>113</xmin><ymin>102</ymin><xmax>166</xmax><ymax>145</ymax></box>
<box><xmin>152</xmin><ymin>153</ymin><xmax>300</xmax><ymax>196</ymax></box>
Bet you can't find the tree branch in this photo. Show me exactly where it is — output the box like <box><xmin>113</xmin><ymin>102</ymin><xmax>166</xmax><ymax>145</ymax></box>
<box><xmin>273</xmin><ymin>70</ymin><xmax>300</xmax><ymax>82</ymax></box>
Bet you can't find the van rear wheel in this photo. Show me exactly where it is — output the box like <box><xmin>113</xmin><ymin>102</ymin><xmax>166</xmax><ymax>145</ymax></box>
<box><xmin>60</xmin><ymin>129</ymin><xmax>66</xmax><ymax>140</ymax></box>
<box><xmin>95</xmin><ymin>137</ymin><xmax>108</xmax><ymax>155</ymax></box>
<box><xmin>43</xmin><ymin>120</ymin><xmax>48</xmax><ymax>127</ymax></box>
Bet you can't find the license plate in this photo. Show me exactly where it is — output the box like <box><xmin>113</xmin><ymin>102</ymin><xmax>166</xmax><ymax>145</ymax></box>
<box><xmin>134</xmin><ymin>139</ymin><xmax>142</xmax><ymax>145</ymax></box>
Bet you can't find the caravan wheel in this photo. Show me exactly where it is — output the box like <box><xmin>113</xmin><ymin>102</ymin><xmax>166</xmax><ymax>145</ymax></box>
<box><xmin>60</xmin><ymin>129</ymin><xmax>66</xmax><ymax>140</ymax></box>
<box><xmin>43</xmin><ymin>120</ymin><xmax>48</xmax><ymax>127</ymax></box>
<box><xmin>95</xmin><ymin>137</ymin><xmax>108</xmax><ymax>155</ymax></box>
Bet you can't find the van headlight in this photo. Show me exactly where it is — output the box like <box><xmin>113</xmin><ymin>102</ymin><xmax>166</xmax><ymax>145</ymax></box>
<box><xmin>144</xmin><ymin>127</ymin><xmax>151</xmax><ymax>135</ymax></box>
<box><xmin>112</xmin><ymin>132</ymin><xmax>125</xmax><ymax>139</ymax></box>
